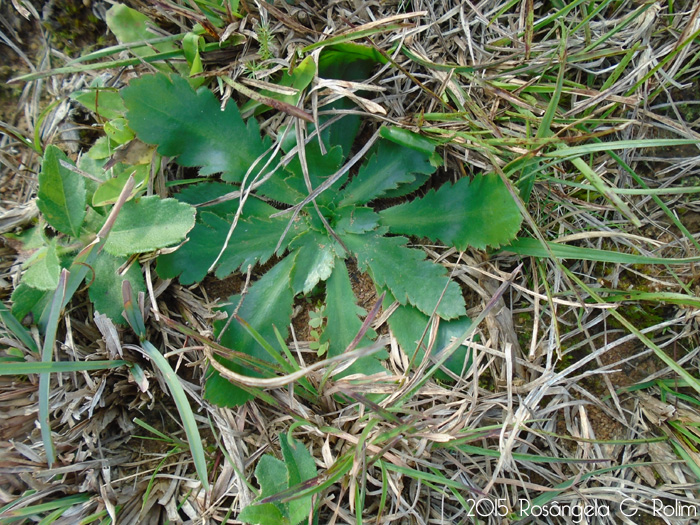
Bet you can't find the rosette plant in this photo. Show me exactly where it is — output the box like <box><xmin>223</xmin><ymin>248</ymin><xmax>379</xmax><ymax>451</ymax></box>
<box><xmin>120</xmin><ymin>72</ymin><xmax>522</xmax><ymax>405</ymax></box>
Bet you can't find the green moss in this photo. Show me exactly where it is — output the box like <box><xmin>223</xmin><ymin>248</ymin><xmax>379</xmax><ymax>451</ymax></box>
<box><xmin>43</xmin><ymin>0</ymin><xmax>109</xmax><ymax>55</ymax></box>
<box><xmin>609</xmin><ymin>303</ymin><xmax>665</xmax><ymax>331</ymax></box>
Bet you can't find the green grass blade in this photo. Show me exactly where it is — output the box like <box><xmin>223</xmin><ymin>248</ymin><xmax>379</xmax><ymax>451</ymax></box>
<box><xmin>39</xmin><ymin>269</ymin><xmax>68</xmax><ymax>467</ymax></box>
<box><xmin>121</xmin><ymin>282</ymin><xmax>209</xmax><ymax>490</ymax></box>
<box><xmin>0</xmin><ymin>360</ymin><xmax>126</xmax><ymax>375</ymax></box>
<box><xmin>563</xmin><ymin>268</ymin><xmax>700</xmax><ymax>398</ymax></box>
<box><xmin>139</xmin><ymin>340</ymin><xmax>210</xmax><ymax>491</ymax></box>
<box><xmin>503</xmin><ymin>237</ymin><xmax>700</xmax><ymax>265</ymax></box>
<box><xmin>542</xmin><ymin>139</ymin><xmax>698</xmax><ymax>158</ymax></box>
<box><xmin>11</xmin><ymin>40</ymin><xmax>235</xmax><ymax>83</ymax></box>
<box><xmin>670</xmin><ymin>441</ymin><xmax>700</xmax><ymax>481</ymax></box>
<box><xmin>598</xmin><ymin>290</ymin><xmax>700</xmax><ymax>308</ymax></box>
<box><xmin>302</xmin><ymin>23</ymin><xmax>405</xmax><ymax>53</ymax></box>
<box><xmin>0</xmin><ymin>302</ymin><xmax>39</xmax><ymax>353</ymax></box>
<box><xmin>64</xmin><ymin>34</ymin><xmax>185</xmax><ymax>65</ymax></box>
<box><xmin>1</xmin><ymin>493</ymin><xmax>90</xmax><ymax>518</ymax></box>
<box><xmin>572</xmin><ymin>154</ymin><xmax>639</xmax><ymax>226</ymax></box>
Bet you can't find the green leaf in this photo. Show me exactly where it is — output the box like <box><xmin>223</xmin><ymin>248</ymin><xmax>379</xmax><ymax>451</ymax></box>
<box><xmin>322</xmin><ymin>259</ymin><xmax>384</xmax><ymax>376</ymax></box>
<box><xmin>89</xmin><ymin>253</ymin><xmax>146</xmax><ymax>323</ymax></box>
<box><xmin>104</xmin><ymin>195</ymin><xmax>195</xmax><ymax>256</ymax></box>
<box><xmin>122</xmin><ymin>73</ymin><xmax>272</xmax><ymax>182</ymax></box>
<box><xmin>502</xmin><ymin>237</ymin><xmax>700</xmax><ymax>265</ymax></box>
<box><xmin>343</xmin><ymin>232</ymin><xmax>465</xmax><ymax>319</ymax></box>
<box><xmin>156</xmin><ymin>212</ymin><xmax>226</xmax><ymax>285</ymax></box>
<box><xmin>385</xmin><ymin>293</ymin><xmax>472</xmax><ymax>380</ymax></box>
<box><xmin>280</xmin><ymin>434</ymin><xmax>317</xmax><ymax>525</ymax></box>
<box><xmin>71</xmin><ymin>87</ymin><xmax>126</xmax><ymax>120</ymax></box>
<box><xmin>208</xmin><ymin>256</ymin><xmax>296</xmax><ymax>405</ymax></box>
<box><xmin>92</xmin><ymin>164</ymin><xmax>149</xmax><ymax>207</ymax></box>
<box><xmin>214</xmin><ymin>207</ymin><xmax>296</xmax><ymax>279</ymax></box>
<box><xmin>289</xmin><ymin>229</ymin><xmax>337</xmax><ymax>294</ymax></box>
<box><xmin>156</xmin><ymin>200</ymin><xmax>287</xmax><ymax>285</ymax></box>
<box><xmin>379</xmin><ymin>174</ymin><xmax>522</xmax><ymax>250</ymax></box>
<box><xmin>245</xmin><ymin>454</ymin><xmax>290</xmax><ymax>521</ymax></box>
<box><xmin>257</xmin><ymin>453</ymin><xmax>288</xmax><ymax>497</ymax></box>
<box><xmin>104</xmin><ymin>117</ymin><xmax>135</xmax><ymax>144</ymax></box>
<box><xmin>0</xmin><ymin>360</ymin><xmax>126</xmax><ymax>375</ymax></box>
<box><xmin>156</xmin><ymin>195</ymin><xmax>288</xmax><ymax>285</ymax></box>
<box><xmin>138</xmin><ymin>340</ymin><xmax>210</xmax><ymax>490</ymax></box>
<box><xmin>22</xmin><ymin>242</ymin><xmax>60</xmax><ymax>291</ymax></box>
<box><xmin>37</xmin><ymin>145</ymin><xmax>86</xmax><ymax>237</ymax></box>
<box><xmin>78</xmin><ymin>154</ymin><xmax>110</xmax><ymax>204</ymax></box>
<box><xmin>318</xmin><ymin>43</ymin><xmax>387</xmax><ymax>73</ymax></box>
<box><xmin>238</xmin><ymin>503</ymin><xmax>287</xmax><ymax>525</ymax></box>
<box><xmin>241</xmin><ymin>55</ymin><xmax>317</xmax><ymax>115</ymax></box>
<box><xmin>106</xmin><ymin>4</ymin><xmax>186</xmax><ymax>74</ymax></box>
<box><xmin>379</xmin><ymin>126</ymin><xmax>436</xmax><ymax>156</ymax></box>
<box><xmin>202</xmin><ymin>358</ymin><xmax>257</xmax><ymax>408</ymax></box>
<box><xmin>173</xmin><ymin>181</ymin><xmax>239</xmax><ymax>217</ymax></box>
<box><xmin>0</xmin><ymin>302</ymin><xmax>38</xmax><ymax>353</ymax></box>
<box><xmin>261</xmin><ymin>143</ymin><xmax>344</xmax><ymax>207</ymax></box>
<box><xmin>315</xmin><ymin>44</ymin><xmax>385</xmax><ymax>158</ymax></box>
<box><xmin>10</xmin><ymin>283</ymin><xmax>51</xmax><ymax>324</ymax></box>
<box><xmin>339</xmin><ymin>140</ymin><xmax>436</xmax><ymax>206</ymax></box>
<box><xmin>333</xmin><ymin>206</ymin><xmax>379</xmax><ymax>234</ymax></box>
<box><xmin>87</xmin><ymin>136</ymin><xmax>116</xmax><ymax>160</ymax></box>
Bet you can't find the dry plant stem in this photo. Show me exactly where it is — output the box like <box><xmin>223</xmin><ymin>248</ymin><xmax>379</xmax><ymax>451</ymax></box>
<box><xmin>207</xmin><ymin>291</ymin><xmax>385</xmax><ymax>388</ymax></box>
<box><xmin>205</xmin><ymin>339</ymin><xmax>387</xmax><ymax>388</ymax></box>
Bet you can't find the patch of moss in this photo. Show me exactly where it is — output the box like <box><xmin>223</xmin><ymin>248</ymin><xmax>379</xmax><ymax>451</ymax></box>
<box><xmin>43</xmin><ymin>0</ymin><xmax>109</xmax><ymax>55</ymax></box>
<box><xmin>608</xmin><ymin>302</ymin><xmax>666</xmax><ymax>331</ymax></box>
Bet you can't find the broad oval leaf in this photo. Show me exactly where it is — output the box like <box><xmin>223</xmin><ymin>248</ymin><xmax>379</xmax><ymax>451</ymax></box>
<box><xmin>379</xmin><ymin>174</ymin><xmax>522</xmax><ymax>250</ymax></box>
<box><xmin>104</xmin><ymin>195</ymin><xmax>195</xmax><ymax>256</ymax></box>
<box><xmin>89</xmin><ymin>253</ymin><xmax>146</xmax><ymax>323</ymax></box>
<box><xmin>122</xmin><ymin>73</ymin><xmax>272</xmax><ymax>182</ymax></box>
<box><xmin>22</xmin><ymin>242</ymin><xmax>60</xmax><ymax>291</ymax></box>
<box><xmin>37</xmin><ymin>145</ymin><xmax>86</xmax><ymax>237</ymax></box>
